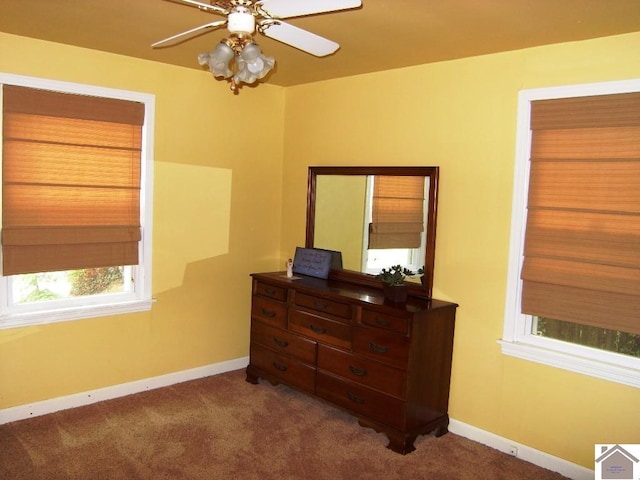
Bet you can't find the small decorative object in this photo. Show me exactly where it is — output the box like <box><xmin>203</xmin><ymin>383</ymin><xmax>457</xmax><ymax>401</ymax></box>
<box><xmin>377</xmin><ymin>265</ymin><xmax>418</xmax><ymax>303</ymax></box>
<box><xmin>286</xmin><ymin>258</ymin><xmax>294</xmax><ymax>278</ymax></box>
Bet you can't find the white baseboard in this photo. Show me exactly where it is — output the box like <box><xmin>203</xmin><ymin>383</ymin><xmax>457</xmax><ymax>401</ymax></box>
<box><xmin>0</xmin><ymin>356</ymin><xmax>249</xmax><ymax>425</ymax></box>
<box><xmin>0</xmin><ymin>361</ymin><xmax>594</xmax><ymax>480</ymax></box>
<box><xmin>448</xmin><ymin>419</ymin><xmax>594</xmax><ymax>480</ymax></box>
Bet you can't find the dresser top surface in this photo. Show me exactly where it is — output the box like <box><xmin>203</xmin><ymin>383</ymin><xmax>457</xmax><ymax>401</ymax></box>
<box><xmin>251</xmin><ymin>272</ymin><xmax>457</xmax><ymax>314</ymax></box>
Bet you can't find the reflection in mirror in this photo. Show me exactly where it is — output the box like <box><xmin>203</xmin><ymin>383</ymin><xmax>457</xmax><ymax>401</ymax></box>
<box><xmin>306</xmin><ymin>167</ymin><xmax>439</xmax><ymax>298</ymax></box>
<box><xmin>314</xmin><ymin>175</ymin><xmax>367</xmax><ymax>271</ymax></box>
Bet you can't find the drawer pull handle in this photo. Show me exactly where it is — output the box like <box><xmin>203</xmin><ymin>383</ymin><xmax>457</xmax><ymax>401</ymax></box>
<box><xmin>368</xmin><ymin>341</ymin><xmax>389</xmax><ymax>354</ymax></box>
<box><xmin>273</xmin><ymin>337</ymin><xmax>288</xmax><ymax>348</ymax></box>
<box><xmin>261</xmin><ymin>308</ymin><xmax>276</xmax><ymax>318</ymax></box>
<box><xmin>375</xmin><ymin>317</ymin><xmax>391</xmax><ymax>327</ymax></box>
<box><xmin>272</xmin><ymin>361</ymin><xmax>287</xmax><ymax>372</ymax></box>
<box><xmin>309</xmin><ymin>324</ymin><xmax>327</xmax><ymax>334</ymax></box>
<box><xmin>313</xmin><ymin>300</ymin><xmax>327</xmax><ymax>309</ymax></box>
<box><xmin>349</xmin><ymin>365</ymin><xmax>367</xmax><ymax>377</ymax></box>
<box><xmin>347</xmin><ymin>391</ymin><xmax>365</xmax><ymax>404</ymax></box>
<box><xmin>264</xmin><ymin>288</ymin><xmax>276</xmax><ymax>296</ymax></box>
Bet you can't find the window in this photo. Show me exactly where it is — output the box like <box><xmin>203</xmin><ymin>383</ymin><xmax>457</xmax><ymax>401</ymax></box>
<box><xmin>0</xmin><ymin>73</ymin><xmax>154</xmax><ymax>329</ymax></box>
<box><xmin>501</xmin><ymin>79</ymin><xmax>640</xmax><ymax>388</ymax></box>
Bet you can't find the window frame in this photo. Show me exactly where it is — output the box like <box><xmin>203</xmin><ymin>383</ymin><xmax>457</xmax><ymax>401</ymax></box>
<box><xmin>0</xmin><ymin>73</ymin><xmax>154</xmax><ymax>329</ymax></box>
<box><xmin>501</xmin><ymin>78</ymin><xmax>640</xmax><ymax>389</ymax></box>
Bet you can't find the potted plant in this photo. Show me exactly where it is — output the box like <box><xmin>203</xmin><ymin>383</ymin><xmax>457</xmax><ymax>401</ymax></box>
<box><xmin>376</xmin><ymin>265</ymin><xmax>417</xmax><ymax>303</ymax></box>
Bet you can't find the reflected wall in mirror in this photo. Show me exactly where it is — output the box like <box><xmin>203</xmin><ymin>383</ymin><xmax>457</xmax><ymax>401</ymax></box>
<box><xmin>306</xmin><ymin>166</ymin><xmax>439</xmax><ymax>298</ymax></box>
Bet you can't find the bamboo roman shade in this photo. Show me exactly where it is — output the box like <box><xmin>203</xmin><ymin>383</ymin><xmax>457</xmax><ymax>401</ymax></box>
<box><xmin>2</xmin><ymin>85</ymin><xmax>144</xmax><ymax>275</ymax></box>
<box><xmin>521</xmin><ymin>92</ymin><xmax>640</xmax><ymax>336</ymax></box>
<box><xmin>368</xmin><ymin>175</ymin><xmax>425</xmax><ymax>249</ymax></box>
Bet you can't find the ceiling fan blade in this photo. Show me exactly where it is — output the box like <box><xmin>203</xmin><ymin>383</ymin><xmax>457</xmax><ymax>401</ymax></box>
<box><xmin>175</xmin><ymin>0</ymin><xmax>228</xmax><ymax>15</ymax></box>
<box><xmin>261</xmin><ymin>21</ymin><xmax>339</xmax><ymax>57</ymax></box>
<box><xmin>151</xmin><ymin>20</ymin><xmax>227</xmax><ymax>48</ymax></box>
<box><xmin>259</xmin><ymin>0</ymin><xmax>361</xmax><ymax>19</ymax></box>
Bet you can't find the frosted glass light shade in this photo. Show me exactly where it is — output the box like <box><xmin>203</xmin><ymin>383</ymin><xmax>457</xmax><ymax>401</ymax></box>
<box><xmin>198</xmin><ymin>42</ymin><xmax>234</xmax><ymax>79</ymax></box>
<box><xmin>234</xmin><ymin>43</ymin><xmax>275</xmax><ymax>85</ymax></box>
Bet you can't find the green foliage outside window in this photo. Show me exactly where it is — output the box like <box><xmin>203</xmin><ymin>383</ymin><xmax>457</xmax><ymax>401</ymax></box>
<box><xmin>69</xmin><ymin>267</ymin><xmax>124</xmax><ymax>296</ymax></box>
<box><xmin>536</xmin><ymin>317</ymin><xmax>640</xmax><ymax>358</ymax></box>
<box><xmin>19</xmin><ymin>273</ymin><xmax>60</xmax><ymax>302</ymax></box>
<box><xmin>15</xmin><ymin>267</ymin><xmax>125</xmax><ymax>304</ymax></box>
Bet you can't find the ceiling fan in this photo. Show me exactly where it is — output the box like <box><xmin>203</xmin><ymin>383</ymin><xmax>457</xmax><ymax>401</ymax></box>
<box><xmin>152</xmin><ymin>0</ymin><xmax>362</xmax><ymax>91</ymax></box>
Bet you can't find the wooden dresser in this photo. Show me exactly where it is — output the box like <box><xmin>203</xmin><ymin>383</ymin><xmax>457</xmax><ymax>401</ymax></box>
<box><xmin>245</xmin><ymin>271</ymin><xmax>457</xmax><ymax>454</ymax></box>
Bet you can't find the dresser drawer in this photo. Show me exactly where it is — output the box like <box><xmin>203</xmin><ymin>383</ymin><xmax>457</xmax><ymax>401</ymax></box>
<box><xmin>254</xmin><ymin>281</ymin><xmax>287</xmax><ymax>302</ymax></box>
<box><xmin>317</xmin><ymin>345</ymin><xmax>406</xmax><ymax>399</ymax></box>
<box><xmin>352</xmin><ymin>326</ymin><xmax>410</xmax><ymax>368</ymax></box>
<box><xmin>361</xmin><ymin>309</ymin><xmax>409</xmax><ymax>335</ymax></box>
<box><xmin>316</xmin><ymin>372</ymin><xmax>405</xmax><ymax>430</ymax></box>
<box><xmin>251</xmin><ymin>296</ymin><xmax>287</xmax><ymax>328</ymax></box>
<box><xmin>250</xmin><ymin>343</ymin><xmax>315</xmax><ymax>393</ymax></box>
<box><xmin>251</xmin><ymin>322</ymin><xmax>317</xmax><ymax>365</ymax></box>
<box><xmin>294</xmin><ymin>292</ymin><xmax>352</xmax><ymax>319</ymax></box>
<box><xmin>289</xmin><ymin>308</ymin><xmax>351</xmax><ymax>350</ymax></box>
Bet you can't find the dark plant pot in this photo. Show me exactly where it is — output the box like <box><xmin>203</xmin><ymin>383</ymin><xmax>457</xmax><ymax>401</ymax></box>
<box><xmin>383</xmin><ymin>284</ymin><xmax>409</xmax><ymax>303</ymax></box>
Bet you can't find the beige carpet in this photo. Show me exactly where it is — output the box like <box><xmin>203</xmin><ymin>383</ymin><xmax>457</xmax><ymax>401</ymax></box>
<box><xmin>0</xmin><ymin>369</ymin><xmax>569</xmax><ymax>479</ymax></box>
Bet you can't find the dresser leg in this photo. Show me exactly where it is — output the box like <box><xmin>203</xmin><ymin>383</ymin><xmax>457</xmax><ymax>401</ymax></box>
<box><xmin>245</xmin><ymin>365</ymin><xmax>259</xmax><ymax>385</ymax></box>
<box><xmin>433</xmin><ymin>415</ymin><xmax>450</xmax><ymax>437</ymax></box>
<box><xmin>434</xmin><ymin>423</ymin><xmax>449</xmax><ymax>437</ymax></box>
<box><xmin>385</xmin><ymin>431</ymin><xmax>417</xmax><ymax>455</ymax></box>
<box><xmin>358</xmin><ymin>418</ymin><xmax>418</xmax><ymax>455</ymax></box>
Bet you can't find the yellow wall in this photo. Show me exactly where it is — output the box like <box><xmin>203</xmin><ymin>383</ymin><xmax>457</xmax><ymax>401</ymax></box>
<box><xmin>0</xmin><ymin>32</ymin><xmax>285</xmax><ymax>406</ymax></box>
<box><xmin>280</xmin><ymin>32</ymin><xmax>640</xmax><ymax>468</ymax></box>
<box><xmin>1</xmin><ymin>29</ymin><xmax>639</xmax><ymax>471</ymax></box>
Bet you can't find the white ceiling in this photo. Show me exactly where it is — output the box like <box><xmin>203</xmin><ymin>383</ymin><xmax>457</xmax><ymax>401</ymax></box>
<box><xmin>1</xmin><ymin>0</ymin><xmax>639</xmax><ymax>87</ymax></box>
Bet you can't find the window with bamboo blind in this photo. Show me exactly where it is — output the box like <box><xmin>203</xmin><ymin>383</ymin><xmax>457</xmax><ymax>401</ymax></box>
<box><xmin>2</xmin><ymin>85</ymin><xmax>144</xmax><ymax>275</ymax></box>
<box><xmin>522</xmin><ymin>92</ymin><xmax>640</xmax><ymax>337</ymax></box>
<box><xmin>502</xmin><ymin>80</ymin><xmax>640</xmax><ymax>388</ymax></box>
<box><xmin>0</xmin><ymin>74</ymin><xmax>154</xmax><ymax>329</ymax></box>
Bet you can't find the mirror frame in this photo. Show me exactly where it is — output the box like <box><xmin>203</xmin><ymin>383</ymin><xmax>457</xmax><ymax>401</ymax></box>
<box><xmin>306</xmin><ymin>166</ymin><xmax>439</xmax><ymax>299</ymax></box>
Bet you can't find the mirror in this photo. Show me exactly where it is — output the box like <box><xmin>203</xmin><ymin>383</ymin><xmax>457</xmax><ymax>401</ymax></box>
<box><xmin>306</xmin><ymin>166</ymin><xmax>439</xmax><ymax>298</ymax></box>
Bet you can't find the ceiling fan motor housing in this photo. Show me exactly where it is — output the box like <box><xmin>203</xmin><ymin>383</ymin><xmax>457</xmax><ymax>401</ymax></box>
<box><xmin>228</xmin><ymin>6</ymin><xmax>256</xmax><ymax>34</ymax></box>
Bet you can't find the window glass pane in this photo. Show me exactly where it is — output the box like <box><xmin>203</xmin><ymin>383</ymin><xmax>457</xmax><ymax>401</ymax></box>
<box><xmin>366</xmin><ymin>248</ymin><xmax>413</xmax><ymax>272</ymax></box>
<box><xmin>11</xmin><ymin>266</ymin><xmax>130</xmax><ymax>304</ymax></box>
<box><xmin>533</xmin><ymin>316</ymin><xmax>640</xmax><ymax>358</ymax></box>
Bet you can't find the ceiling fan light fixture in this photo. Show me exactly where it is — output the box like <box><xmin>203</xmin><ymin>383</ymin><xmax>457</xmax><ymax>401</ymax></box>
<box><xmin>154</xmin><ymin>0</ymin><xmax>363</xmax><ymax>93</ymax></box>
<box><xmin>198</xmin><ymin>41</ymin><xmax>234</xmax><ymax>78</ymax></box>
<box><xmin>234</xmin><ymin>42</ymin><xmax>275</xmax><ymax>85</ymax></box>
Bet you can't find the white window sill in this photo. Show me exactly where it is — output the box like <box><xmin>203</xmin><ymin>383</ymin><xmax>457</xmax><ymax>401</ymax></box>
<box><xmin>0</xmin><ymin>299</ymin><xmax>154</xmax><ymax>330</ymax></box>
<box><xmin>499</xmin><ymin>339</ymin><xmax>640</xmax><ymax>389</ymax></box>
